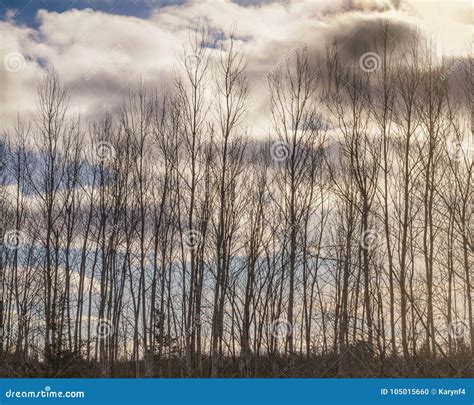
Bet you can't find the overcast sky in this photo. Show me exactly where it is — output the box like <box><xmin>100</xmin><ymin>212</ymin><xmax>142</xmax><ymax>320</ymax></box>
<box><xmin>0</xmin><ymin>0</ymin><xmax>471</xmax><ymax>136</ymax></box>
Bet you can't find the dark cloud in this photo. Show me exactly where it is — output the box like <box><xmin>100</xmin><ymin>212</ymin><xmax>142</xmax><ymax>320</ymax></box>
<box><xmin>326</xmin><ymin>16</ymin><xmax>417</xmax><ymax>62</ymax></box>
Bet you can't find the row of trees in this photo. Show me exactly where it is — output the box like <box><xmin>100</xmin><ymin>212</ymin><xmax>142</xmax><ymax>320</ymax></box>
<box><xmin>0</xmin><ymin>25</ymin><xmax>472</xmax><ymax>377</ymax></box>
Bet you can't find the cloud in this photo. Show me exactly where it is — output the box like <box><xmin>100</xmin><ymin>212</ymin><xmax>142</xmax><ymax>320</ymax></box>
<box><xmin>0</xmin><ymin>0</ymin><xmax>471</xmax><ymax>136</ymax></box>
<box><xmin>0</xmin><ymin>20</ymin><xmax>43</xmax><ymax>122</ymax></box>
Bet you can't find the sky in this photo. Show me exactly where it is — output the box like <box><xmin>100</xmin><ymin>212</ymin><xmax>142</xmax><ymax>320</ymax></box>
<box><xmin>0</xmin><ymin>0</ymin><xmax>472</xmax><ymax>136</ymax></box>
<box><xmin>0</xmin><ymin>0</ymin><xmax>186</xmax><ymax>26</ymax></box>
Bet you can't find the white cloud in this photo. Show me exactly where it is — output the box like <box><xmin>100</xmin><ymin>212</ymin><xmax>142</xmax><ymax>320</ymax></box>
<box><xmin>0</xmin><ymin>0</ymin><xmax>471</xmax><ymax>136</ymax></box>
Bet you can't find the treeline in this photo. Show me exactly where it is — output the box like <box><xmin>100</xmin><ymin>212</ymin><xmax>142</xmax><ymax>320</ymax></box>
<box><xmin>0</xmin><ymin>25</ymin><xmax>472</xmax><ymax>377</ymax></box>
